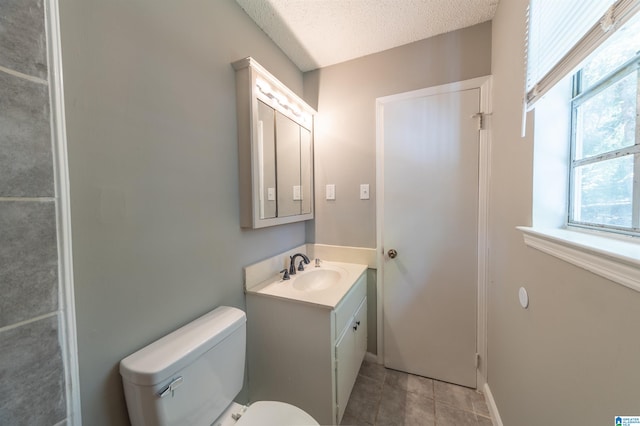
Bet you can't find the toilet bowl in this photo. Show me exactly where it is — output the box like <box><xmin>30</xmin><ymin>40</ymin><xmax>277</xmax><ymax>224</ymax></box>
<box><xmin>215</xmin><ymin>401</ymin><xmax>318</xmax><ymax>426</ymax></box>
<box><xmin>120</xmin><ymin>306</ymin><xmax>319</xmax><ymax>426</ymax></box>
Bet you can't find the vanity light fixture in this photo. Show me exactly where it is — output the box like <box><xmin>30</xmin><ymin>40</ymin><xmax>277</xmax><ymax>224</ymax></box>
<box><xmin>255</xmin><ymin>77</ymin><xmax>312</xmax><ymax>127</ymax></box>
<box><xmin>255</xmin><ymin>77</ymin><xmax>271</xmax><ymax>96</ymax></box>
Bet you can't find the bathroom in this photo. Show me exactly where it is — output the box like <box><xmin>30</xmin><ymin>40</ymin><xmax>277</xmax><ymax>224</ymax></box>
<box><xmin>1</xmin><ymin>0</ymin><xmax>640</xmax><ymax>425</ymax></box>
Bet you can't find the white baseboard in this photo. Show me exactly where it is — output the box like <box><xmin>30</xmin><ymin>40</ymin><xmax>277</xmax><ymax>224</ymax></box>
<box><xmin>483</xmin><ymin>383</ymin><xmax>503</xmax><ymax>426</ymax></box>
<box><xmin>364</xmin><ymin>352</ymin><xmax>378</xmax><ymax>364</ymax></box>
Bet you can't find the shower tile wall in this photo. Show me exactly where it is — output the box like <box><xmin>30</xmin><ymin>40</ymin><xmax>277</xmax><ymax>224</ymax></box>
<box><xmin>0</xmin><ymin>0</ymin><xmax>67</xmax><ymax>424</ymax></box>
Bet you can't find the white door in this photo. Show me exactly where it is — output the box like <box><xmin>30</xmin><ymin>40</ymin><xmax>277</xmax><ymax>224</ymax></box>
<box><xmin>380</xmin><ymin>86</ymin><xmax>480</xmax><ymax>388</ymax></box>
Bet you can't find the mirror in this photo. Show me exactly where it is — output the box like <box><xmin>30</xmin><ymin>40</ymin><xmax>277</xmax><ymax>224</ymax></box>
<box><xmin>233</xmin><ymin>57</ymin><xmax>315</xmax><ymax>228</ymax></box>
<box><xmin>276</xmin><ymin>111</ymin><xmax>300</xmax><ymax>217</ymax></box>
<box><xmin>300</xmin><ymin>126</ymin><xmax>312</xmax><ymax>215</ymax></box>
<box><xmin>257</xmin><ymin>100</ymin><xmax>277</xmax><ymax>219</ymax></box>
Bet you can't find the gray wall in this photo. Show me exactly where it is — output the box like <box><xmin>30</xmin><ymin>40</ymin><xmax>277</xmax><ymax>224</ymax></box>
<box><xmin>303</xmin><ymin>22</ymin><xmax>492</xmax><ymax>355</ymax></box>
<box><xmin>0</xmin><ymin>0</ymin><xmax>67</xmax><ymax>424</ymax></box>
<box><xmin>490</xmin><ymin>0</ymin><xmax>640</xmax><ymax>424</ymax></box>
<box><xmin>58</xmin><ymin>0</ymin><xmax>307</xmax><ymax>423</ymax></box>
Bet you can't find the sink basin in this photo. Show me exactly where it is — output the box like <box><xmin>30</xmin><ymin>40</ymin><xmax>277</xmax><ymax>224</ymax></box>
<box><xmin>292</xmin><ymin>269</ymin><xmax>342</xmax><ymax>292</ymax></box>
<box><xmin>248</xmin><ymin>260</ymin><xmax>368</xmax><ymax>308</ymax></box>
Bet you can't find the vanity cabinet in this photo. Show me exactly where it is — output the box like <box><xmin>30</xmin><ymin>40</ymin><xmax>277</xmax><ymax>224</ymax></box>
<box><xmin>246</xmin><ymin>271</ymin><xmax>367</xmax><ymax>425</ymax></box>
<box><xmin>232</xmin><ymin>57</ymin><xmax>315</xmax><ymax>228</ymax></box>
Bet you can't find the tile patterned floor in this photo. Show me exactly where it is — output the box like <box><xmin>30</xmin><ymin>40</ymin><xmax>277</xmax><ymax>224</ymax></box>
<box><xmin>340</xmin><ymin>360</ymin><xmax>493</xmax><ymax>426</ymax></box>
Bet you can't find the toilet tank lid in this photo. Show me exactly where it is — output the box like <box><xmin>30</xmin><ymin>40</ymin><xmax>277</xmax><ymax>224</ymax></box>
<box><xmin>119</xmin><ymin>306</ymin><xmax>246</xmax><ymax>386</ymax></box>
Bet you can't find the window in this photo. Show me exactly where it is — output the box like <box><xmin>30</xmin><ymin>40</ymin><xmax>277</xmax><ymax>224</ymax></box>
<box><xmin>522</xmin><ymin>1</ymin><xmax>640</xmax><ymax>292</ymax></box>
<box><xmin>569</xmin><ymin>13</ymin><xmax>640</xmax><ymax>234</ymax></box>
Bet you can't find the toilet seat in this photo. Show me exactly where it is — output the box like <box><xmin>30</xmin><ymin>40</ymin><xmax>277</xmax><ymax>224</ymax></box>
<box><xmin>235</xmin><ymin>401</ymin><xmax>319</xmax><ymax>426</ymax></box>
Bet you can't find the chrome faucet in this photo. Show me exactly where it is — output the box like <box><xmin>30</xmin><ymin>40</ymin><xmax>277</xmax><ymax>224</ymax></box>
<box><xmin>289</xmin><ymin>253</ymin><xmax>310</xmax><ymax>275</ymax></box>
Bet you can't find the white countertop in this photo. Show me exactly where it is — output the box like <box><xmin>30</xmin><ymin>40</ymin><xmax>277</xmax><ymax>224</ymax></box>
<box><xmin>245</xmin><ymin>261</ymin><xmax>367</xmax><ymax>309</ymax></box>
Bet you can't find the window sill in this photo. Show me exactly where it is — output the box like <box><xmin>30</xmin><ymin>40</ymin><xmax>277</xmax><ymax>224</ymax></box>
<box><xmin>517</xmin><ymin>226</ymin><xmax>640</xmax><ymax>293</ymax></box>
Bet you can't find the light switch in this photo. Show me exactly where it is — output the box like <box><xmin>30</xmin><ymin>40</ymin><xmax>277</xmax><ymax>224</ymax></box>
<box><xmin>360</xmin><ymin>184</ymin><xmax>370</xmax><ymax>200</ymax></box>
<box><xmin>267</xmin><ymin>187</ymin><xmax>276</xmax><ymax>201</ymax></box>
<box><xmin>293</xmin><ymin>185</ymin><xmax>302</xmax><ymax>200</ymax></box>
<box><xmin>326</xmin><ymin>184</ymin><xmax>336</xmax><ymax>200</ymax></box>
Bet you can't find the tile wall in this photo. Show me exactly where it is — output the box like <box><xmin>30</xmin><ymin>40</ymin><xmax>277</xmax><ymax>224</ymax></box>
<box><xmin>0</xmin><ymin>0</ymin><xmax>68</xmax><ymax>423</ymax></box>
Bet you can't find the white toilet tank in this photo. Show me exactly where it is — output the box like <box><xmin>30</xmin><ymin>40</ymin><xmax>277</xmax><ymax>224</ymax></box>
<box><xmin>120</xmin><ymin>306</ymin><xmax>246</xmax><ymax>426</ymax></box>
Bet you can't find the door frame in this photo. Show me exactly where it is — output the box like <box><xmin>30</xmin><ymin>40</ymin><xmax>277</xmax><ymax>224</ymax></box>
<box><xmin>375</xmin><ymin>76</ymin><xmax>492</xmax><ymax>389</ymax></box>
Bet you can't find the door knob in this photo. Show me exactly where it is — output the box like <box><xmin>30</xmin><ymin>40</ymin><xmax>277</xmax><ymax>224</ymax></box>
<box><xmin>387</xmin><ymin>249</ymin><xmax>398</xmax><ymax>259</ymax></box>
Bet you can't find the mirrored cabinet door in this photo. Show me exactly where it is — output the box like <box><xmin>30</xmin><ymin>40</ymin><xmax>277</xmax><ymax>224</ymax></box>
<box><xmin>276</xmin><ymin>112</ymin><xmax>302</xmax><ymax>217</ymax></box>
<box><xmin>257</xmin><ymin>100</ymin><xmax>277</xmax><ymax>219</ymax></box>
<box><xmin>300</xmin><ymin>127</ymin><xmax>312</xmax><ymax>215</ymax></box>
<box><xmin>233</xmin><ymin>57</ymin><xmax>315</xmax><ymax>229</ymax></box>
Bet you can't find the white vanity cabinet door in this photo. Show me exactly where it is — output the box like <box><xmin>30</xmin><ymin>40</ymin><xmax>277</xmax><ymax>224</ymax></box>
<box><xmin>354</xmin><ymin>297</ymin><xmax>367</xmax><ymax>369</ymax></box>
<box><xmin>335</xmin><ymin>297</ymin><xmax>367</xmax><ymax>423</ymax></box>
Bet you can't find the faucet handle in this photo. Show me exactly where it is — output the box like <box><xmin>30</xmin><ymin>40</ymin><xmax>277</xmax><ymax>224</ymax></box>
<box><xmin>280</xmin><ymin>268</ymin><xmax>290</xmax><ymax>280</ymax></box>
<box><xmin>297</xmin><ymin>260</ymin><xmax>306</xmax><ymax>272</ymax></box>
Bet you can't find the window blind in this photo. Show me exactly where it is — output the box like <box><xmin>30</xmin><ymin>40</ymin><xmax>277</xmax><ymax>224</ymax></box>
<box><xmin>525</xmin><ymin>0</ymin><xmax>640</xmax><ymax>109</ymax></box>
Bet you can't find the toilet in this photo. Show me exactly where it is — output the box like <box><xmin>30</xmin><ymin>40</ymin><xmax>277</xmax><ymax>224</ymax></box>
<box><xmin>119</xmin><ymin>306</ymin><xmax>319</xmax><ymax>426</ymax></box>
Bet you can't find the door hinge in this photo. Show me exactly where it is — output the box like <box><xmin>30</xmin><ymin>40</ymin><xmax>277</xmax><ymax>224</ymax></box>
<box><xmin>475</xmin><ymin>353</ymin><xmax>480</xmax><ymax>369</ymax></box>
<box><xmin>471</xmin><ymin>112</ymin><xmax>491</xmax><ymax>131</ymax></box>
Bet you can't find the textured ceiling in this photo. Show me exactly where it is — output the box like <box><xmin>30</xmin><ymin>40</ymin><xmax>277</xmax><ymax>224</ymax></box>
<box><xmin>235</xmin><ymin>0</ymin><xmax>500</xmax><ymax>72</ymax></box>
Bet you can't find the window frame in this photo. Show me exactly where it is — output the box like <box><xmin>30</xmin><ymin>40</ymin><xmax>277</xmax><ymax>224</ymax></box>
<box><xmin>568</xmin><ymin>52</ymin><xmax>640</xmax><ymax>236</ymax></box>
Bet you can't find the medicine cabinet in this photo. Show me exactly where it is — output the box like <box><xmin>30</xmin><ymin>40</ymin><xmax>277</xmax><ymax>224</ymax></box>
<box><xmin>233</xmin><ymin>57</ymin><xmax>315</xmax><ymax>228</ymax></box>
